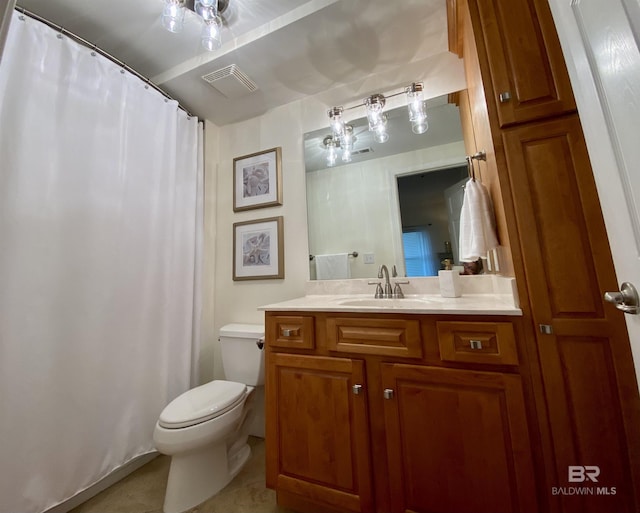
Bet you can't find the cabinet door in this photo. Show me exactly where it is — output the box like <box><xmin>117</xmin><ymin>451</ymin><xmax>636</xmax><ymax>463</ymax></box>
<box><xmin>503</xmin><ymin>116</ymin><xmax>640</xmax><ymax>512</ymax></box>
<box><xmin>467</xmin><ymin>0</ymin><xmax>575</xmax><ymax>126</ymax></box>
<box><xmin>266</xmin><ymin>353</ymin><xmax>373</xmax><ymax>513</ymax></box>
<box><xmin>381</xmin><ymin>363</ymin><xmax>537</xmax><ymax>513</ymax></box>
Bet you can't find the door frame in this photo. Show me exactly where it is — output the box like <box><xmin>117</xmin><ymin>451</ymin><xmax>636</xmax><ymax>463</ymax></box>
<box><xmin>389</xmin><ymin>157</ymin><xmax>467</xmax><ymax>277</ymax></box>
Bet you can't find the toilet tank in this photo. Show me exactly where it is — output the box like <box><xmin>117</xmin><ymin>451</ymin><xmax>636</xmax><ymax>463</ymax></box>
<box><xmin>219</xmin><ymin>323</ymin><xmax>265</xmax><ymax>386</ymax></box>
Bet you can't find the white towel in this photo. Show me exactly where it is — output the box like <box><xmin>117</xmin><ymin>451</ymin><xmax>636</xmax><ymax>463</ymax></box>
<box><xmin>315</xmin><ymin>253</ymin><xmax>351</xmax><ymax>280</ymax></box>
<box><xmin>459</xmin><ymin>179</ymin><xmax>499</xmax><ymax>262</ymax></box>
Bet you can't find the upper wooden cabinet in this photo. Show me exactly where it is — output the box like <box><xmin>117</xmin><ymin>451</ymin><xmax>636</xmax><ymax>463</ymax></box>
<box><xmin>466</xmin><ymin>0</ymin><xmax>576</xmax><ymax>126</ymax></box>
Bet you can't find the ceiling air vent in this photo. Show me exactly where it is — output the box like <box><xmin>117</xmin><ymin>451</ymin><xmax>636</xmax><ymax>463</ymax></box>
<box><xmin>201</xmin><ymin>64</ymin><xmax>258</xmax><ymax>99</ymax></box>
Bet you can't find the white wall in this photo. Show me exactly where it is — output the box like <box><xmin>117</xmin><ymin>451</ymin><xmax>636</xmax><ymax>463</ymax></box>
<box><xmin>201</xmin><ymin>53</ymin><xmax>466</xmax><ymax>382</ymax></box>
<box><xmin>203</xmin><ymin>99</ymin><xmax>326</xmax><ymax>381</ymax></box>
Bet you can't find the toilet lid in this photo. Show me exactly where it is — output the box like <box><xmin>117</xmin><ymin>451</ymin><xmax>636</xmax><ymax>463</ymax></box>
<box><xmin>158</xmin><ymin>380</ymin><xmax>247</xmax><ymax>429</ymax></box>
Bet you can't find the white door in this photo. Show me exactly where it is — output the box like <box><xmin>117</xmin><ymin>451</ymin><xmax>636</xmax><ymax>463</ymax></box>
<box><xmin>548</xmin><ymin>0</ymin><xmax>640</xmax><ymax>390</ymax></box>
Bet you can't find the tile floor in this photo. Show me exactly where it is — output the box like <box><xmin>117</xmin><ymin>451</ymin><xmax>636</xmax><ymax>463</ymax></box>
<box><xmin>69</xmin><ymin>437</ymin><xmax>292</xmax><ymax>513</ymax></box>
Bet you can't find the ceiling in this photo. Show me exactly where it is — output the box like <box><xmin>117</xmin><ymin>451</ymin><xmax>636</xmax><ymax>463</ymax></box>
<box><xmin>15</xmin><ymin>0</ymin><xmax>451</xmax><ymax>126</ymax></box>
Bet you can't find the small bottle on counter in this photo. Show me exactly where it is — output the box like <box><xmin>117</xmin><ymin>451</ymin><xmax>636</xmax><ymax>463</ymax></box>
<box><xmin>439</xmin><ymin>259</ymin><xmax>461</xmax><ymax>298</ymax></box>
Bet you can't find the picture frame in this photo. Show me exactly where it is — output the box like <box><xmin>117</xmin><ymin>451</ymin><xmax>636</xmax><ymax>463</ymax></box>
<box><xmin>233</xmin><ymin>147</ymin><xmax>283</xmax><ymax>212</ymax></box>
<box><xmin>233</xmin><ymin>216</ymin><xmax>284</xmax><ymax>281</ymax></box>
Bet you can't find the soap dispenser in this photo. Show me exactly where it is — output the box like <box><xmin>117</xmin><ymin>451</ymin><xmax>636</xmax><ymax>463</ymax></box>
<box><xmin>439</xmin><ymin>259</ymin><xmax>461</xmax><ymax>298</ymax></box>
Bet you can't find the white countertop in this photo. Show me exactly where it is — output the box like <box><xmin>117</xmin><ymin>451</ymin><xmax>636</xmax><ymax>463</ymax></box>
<box><xmin>259</xmin><ymin>294</ymin><xmax>521</xmax><ymax>316</ymax></box>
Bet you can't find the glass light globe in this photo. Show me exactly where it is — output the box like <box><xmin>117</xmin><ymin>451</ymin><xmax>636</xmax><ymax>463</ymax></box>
<box><xmin>411</xmin><ymin>118</ymin><xmax>429</xmax><ymax>134</ymax></box>
<box><xmin>162</xmin><ymin>0</ymin><xmax>185</xmax><ymax>33</ymax></box>
<box><xmin>201</xmin><ymin>17</ymin><xmax>222</xmax><ymax>51</ymax></box>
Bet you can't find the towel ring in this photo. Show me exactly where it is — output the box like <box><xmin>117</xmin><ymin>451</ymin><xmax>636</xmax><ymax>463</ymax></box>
<box><xmin>466</xmin><ymin>156</ymin><xmax>476</xmax><ymax>182</ymax></box>
<box><xmin>466</xmin><ymin>151</ymin><xmax>486</xmax><ymax>182</ymax></box>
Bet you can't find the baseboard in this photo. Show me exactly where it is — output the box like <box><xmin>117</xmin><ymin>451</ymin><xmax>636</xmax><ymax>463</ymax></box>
<box><xmin>43</xmin><ymin>452</ymin><xmax>159</xmax><ymax>513</ymax></box>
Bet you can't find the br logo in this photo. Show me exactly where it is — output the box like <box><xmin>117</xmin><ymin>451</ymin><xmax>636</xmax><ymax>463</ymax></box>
<box><xmin>568</xmin><ymin>466</ymin><xmax>600</xmax><ymax>483</ymax></box>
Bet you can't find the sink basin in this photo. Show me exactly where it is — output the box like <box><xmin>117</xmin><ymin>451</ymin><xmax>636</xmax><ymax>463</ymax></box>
<box><xmin>336</xmin><ymin>297</ymin><xmax>435</xmax><ymax>309</ymax></box>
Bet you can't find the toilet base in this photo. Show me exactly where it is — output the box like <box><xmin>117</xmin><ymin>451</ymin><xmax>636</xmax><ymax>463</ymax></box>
<box><xmin>162</xmin><ymin>441</ymin><xmax>251</xmax><ymax>513</ymax></box>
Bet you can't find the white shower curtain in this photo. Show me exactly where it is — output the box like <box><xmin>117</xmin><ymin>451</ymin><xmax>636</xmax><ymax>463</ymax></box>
<box><xmin>0</xmin><ymin>11</ymin><xmax>203</xmax><ymax>513</ymax></box>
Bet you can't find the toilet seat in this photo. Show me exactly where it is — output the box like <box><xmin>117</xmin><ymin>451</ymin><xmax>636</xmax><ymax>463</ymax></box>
<box><xmin>158</xmin><ymin>380</ymin><xmax>247</xmax><ymax>429</ymax></box>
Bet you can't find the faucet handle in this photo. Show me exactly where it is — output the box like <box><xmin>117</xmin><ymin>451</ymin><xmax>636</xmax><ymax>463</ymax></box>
<box><xmin>377</xmin><ymin>265</ymin><xmax>383</xmax><ymax>279</ymax></box>
<box><xmin>393</xmin><ymin>280</ymin><xmax>410</xmax><ymax>299</ymax></box>
<box><xmin>392</xmin><ymin>265</ymin><xmax>398</xmax><ymax>277</ymax></box>
<box><xmin>368</xmin><ymin>281</ymin><xmax>384</xmax><ymax>298</ymax></box>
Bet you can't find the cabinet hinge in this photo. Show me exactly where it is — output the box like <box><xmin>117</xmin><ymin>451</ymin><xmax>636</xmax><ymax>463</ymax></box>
<box><xmin>539</xmin><ymin>324</ymin><xmax>553</xmax><ymax>335</ymax></box>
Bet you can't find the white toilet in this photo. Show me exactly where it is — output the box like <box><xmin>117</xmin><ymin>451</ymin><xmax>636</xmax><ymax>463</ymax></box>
<box><xmin>153</xmin><ymin>323</ymin><xmax>265</xmax><ymax>513</ymax></box>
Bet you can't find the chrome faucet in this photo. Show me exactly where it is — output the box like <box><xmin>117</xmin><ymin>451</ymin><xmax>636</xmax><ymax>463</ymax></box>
<box><xmin>378</xmin><ymin>265</ymin><xmax>393</xmax><ymax>298</ymax></box>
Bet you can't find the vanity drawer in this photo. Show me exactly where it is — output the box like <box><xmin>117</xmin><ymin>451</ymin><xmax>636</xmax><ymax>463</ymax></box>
<box><xmin>268</xmin><ymin>315</ymin><xmax>315</xmax><ymax>350</ymax></box>
<box><xmin>437</xmin><ymin>321</ymin><xmax>519</xmax><ymax>366</ymax></box>
<box><xmin>326</xmin><ymin>317</ymin><xmax>422</xmax><ymax>358</ymax></box>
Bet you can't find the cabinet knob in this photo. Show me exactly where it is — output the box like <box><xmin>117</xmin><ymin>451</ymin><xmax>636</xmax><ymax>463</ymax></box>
<box><xmin>352</xmin><ymin>384</ymin><xmax>363</xmax><ymax>395</ymax></box>
<box><xmin>281</xmin><ymin>328</ymin><xmax>296</xmax><ymax>337</ymax></box>
<box><xmin>383</xmin><ymin>388</ymin><xmax>394</xmax><ymax>400</ymax></box>
<box><xmin>499</xmin><ymin>91</ymin><xmax>512</xmax><ymax>103</ymax></box>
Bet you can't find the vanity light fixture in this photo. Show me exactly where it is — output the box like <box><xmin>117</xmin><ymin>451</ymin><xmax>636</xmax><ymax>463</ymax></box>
<box><xmin>341</xmin><ymin>125</ymin><xmax>354</xmax><ymax>163</ymax></box>
<box><xmin>364</xmin><ymin>94</ymin><xmax>386</xmax><ymax>131</ymax></box>
<box><xmin>161</xmin><ymin>0</ymin><xmax>230</xmax><ymax>51</ymax></box>
<box><xmin>326</xmin><ymin>81</ymin><xmax>427</xmax><ymax>144</ymax></box>
<box><xmin>406</xmin><ymin>82</ymin><xmax>428</xmax><ymax>134</ymax></box>
<box><xmin>323</xmin><ymin>125</ymin><xmax>357</xmax><ymax>166</ymax></box>
<box><xmin>323</xmin><ymin>136</ymin><xmax>338</xmax><ymax>167</ymax></box>
<box><xmin>328</xmin><ymin>107</ymin><xmax>345</xmax><ymax>139</ymax></box>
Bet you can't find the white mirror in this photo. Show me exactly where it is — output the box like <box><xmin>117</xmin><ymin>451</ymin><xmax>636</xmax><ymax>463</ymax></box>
<box><xmin>304</xmin><ymin>92</ymin><xmax>467</xmax><ymax>280</ymax></box>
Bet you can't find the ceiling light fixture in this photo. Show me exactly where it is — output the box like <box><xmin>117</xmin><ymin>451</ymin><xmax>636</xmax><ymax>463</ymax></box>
<box><xmin>161</xmin><ymin>0</ymin><xmax>230</xmax><ymax>51</ymax></box>
<box><xmin>323</xmin><ymin>82</ymin><xmax>427</xmax><ymax>165</ymax></box>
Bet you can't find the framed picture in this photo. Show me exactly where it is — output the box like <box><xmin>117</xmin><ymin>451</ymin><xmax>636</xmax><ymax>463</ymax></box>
<box><xmin>233</xmin><ymin>147</ymin><xmax>283</xmax><ymax>212</ymax></box>
<box><xmin>233</xmin><ymin>216</ymin><xmax>284</xmax><ymax>280</ymax></box>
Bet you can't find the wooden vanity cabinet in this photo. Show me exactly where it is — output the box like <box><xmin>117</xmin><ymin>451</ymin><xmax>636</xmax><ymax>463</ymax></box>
<box><xmin>266</xmin><ymin>351</ymin><xmax>373</xmax><ymax>513</ymax></box>
<box><xmin>265</xmin><ymin>311</ymin><xmax>538</xmax><ymax>513</ymax></box>
<box><xmin>382</xmin><ymin>364</ymin><xmax>536</xmax><ymax>513</ymax></box>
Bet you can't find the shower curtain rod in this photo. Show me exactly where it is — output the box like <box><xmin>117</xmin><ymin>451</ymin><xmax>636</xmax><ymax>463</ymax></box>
<box><xmin>14</xmin><ymin>5</ymin><xmax>196</xmax><ymax>118</ymax></box>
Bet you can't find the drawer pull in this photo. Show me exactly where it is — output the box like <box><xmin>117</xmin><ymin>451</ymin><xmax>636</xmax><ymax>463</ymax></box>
<box><xmin>383</xmin><ymin>388</ymin><xmax>394</xmax><ymax>400</ymax></box>
<box><xmin>469</xmin><ymin>339</ymin><xmax>483</xmax><ymax>350</ymax></box>
<box><xmin>281</xmin><ymin>328</ymin><xmax>299</xmax><ymax>337</ymax></box>
<box><xmin>499</xmin><ymin>91</ymin><xmax>512</xmax><ymax>103</ymax></box>
<box><xmin>352</xmin><ymin>384</ymin><xmax>363</xmax><ymax>395</ymax></box>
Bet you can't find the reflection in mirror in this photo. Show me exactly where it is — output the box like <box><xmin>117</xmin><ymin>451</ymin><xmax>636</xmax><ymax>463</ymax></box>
<box><xmin>398</xmin><ymin>166</ymin><xmax>468</xmax><ymax>276</ymax></box>
<box><xmin>304</xmin><ymin>92</ymin><xmax>467</xmax><ymax>280</ymax></box>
